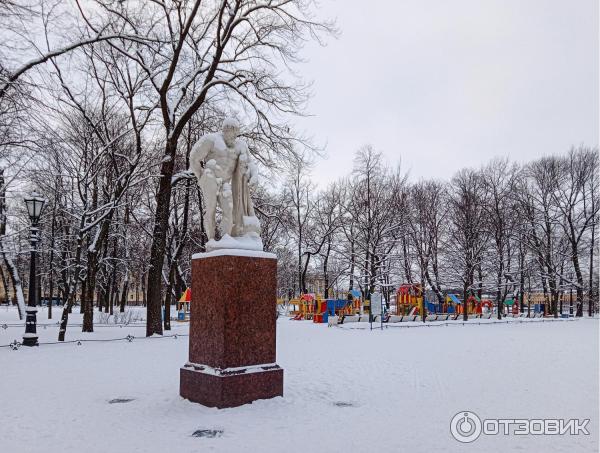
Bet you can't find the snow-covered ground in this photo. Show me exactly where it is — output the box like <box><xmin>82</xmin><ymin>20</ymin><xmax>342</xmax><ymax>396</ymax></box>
<box><xmin>0</xmin><ymin>306</ymin><xmax>598</xmax><ymax>453</ymax></box>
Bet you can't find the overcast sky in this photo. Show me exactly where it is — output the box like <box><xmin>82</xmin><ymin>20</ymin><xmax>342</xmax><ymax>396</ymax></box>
<box><xmin>295</xmin><ymin>0</ymin><xmax>599</xmax><ymax>184</ymax></box>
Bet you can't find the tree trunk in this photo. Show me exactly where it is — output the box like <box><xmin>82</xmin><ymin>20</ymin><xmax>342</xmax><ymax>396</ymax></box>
<box><xmin>518</xmin><ymin>246</ymin><xmax>525</xmax><ymax>313</ymax></box>
<box><xmin>145</xmin><ymin>139</ymin><xmax>178</xmax><ymax>337</ymax></box>
<box><xmin>402</xmin><ymin>236</ymin><xmax>412</xmax><ymax>284</ymax></box>
<box><xmin>82</xmin><ymin>256</ymin><xmax>96</xmax><ymax>332</ymax></box>
<box><xmin>164</xmin><ymin>263</ymin><xmax>175</xmax><ymax>331</ymax></box>
<box><xmin>47</xmin><ymin>269</ymin><xmax>54</xmax><ymax>320</ymax></box>
<box><xmin>323</xmin><ymin>253</ymin><xmax>329</xmax><ymax>299</ymax></box>
<box><xmin>589</xmin><ymin>218</ymin><xmax>596</xmax><ymax>316</ymax></box>
<box><xmin>462</xmin><ymin>283</ymin><xmax>468</xmax><ymax>322</ymax></box>
<box><xmin>104</xmin><ymin>284</ymin><xmax>110</xmax><ymax>313</ymax></box>
<box><xmin>348</xmin><ymin>240</ymin><xmax>355</xmax><ymax>291</ymax></box>
<box><xmin>0</xmin><ymin>265</ymin><xmax>8</xmax><ymax>305</ymax></box>
<box><xmin>1</xmin><ymin>253</ymin><xmax>25</xmax><ymax>319</ymax></box>
<box><xmin>58</xmin><ymin>293</ymin><xmax>77</xmax><ymax>342</ymax></box>
<box><xmin>120</xmin><ymin>279</ymin><xmax>128</xmax><ymax>313</ymax></box>
<box><xmin>142</xmin><ymin>275</ymin><xmax>147</xmax><ymax>307</ymax></box>
<box><xmin>80</xmin><ymin>278</ymin><xmax>87</xmax><ymax>329</ymax></box>
<box><xmin>102</xmin><ymin>289</ymin><xmax>109</xmax><ymax>315</ymax></box>
<box><xmin>79</xmin><ymin>275</ymin><xmax>85</xmax><ymax>314</ymax></box>
<box><xmin>82</xmin><ymin>272</ymin><xmax>95</xmax><ymax>332</ymax></box>
<box><xmin>477</xmin><ymin>263</ymin><xmax>483</xmax><ymax>301</ymax></box>
<box><xmin>109</xmin><ymin>284</ymin><xmax>116</xmax><ymax>316</ymax></box>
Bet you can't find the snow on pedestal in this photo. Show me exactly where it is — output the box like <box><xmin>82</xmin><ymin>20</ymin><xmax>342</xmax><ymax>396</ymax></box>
<box><xmin>205</xmin><ymin>231</ymin><xmax>263</xmax><ymax>252</ymax></box>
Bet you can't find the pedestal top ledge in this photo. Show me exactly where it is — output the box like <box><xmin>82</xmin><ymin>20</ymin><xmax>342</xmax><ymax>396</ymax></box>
<box><xmin>192</xmin><ymin>249</ymin><xmax>277</xmax><ymax>260</ymax></box>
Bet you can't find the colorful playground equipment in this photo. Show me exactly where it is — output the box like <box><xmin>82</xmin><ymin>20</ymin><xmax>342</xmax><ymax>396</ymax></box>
<box><xmin>287</xmin><ymin>287</ymin><xmax>555</xmax><ymax>325</ymax></box>
<box><xmin>176</xmin><ymin>287</ymin><xmax>192</xmax><ymax>321</ymax></box>
<box><xmin>426</xmin><ymin>294</ymin><xmax>459</xmax><ymax>314</ymax></box>
<box><xmin>453</xmin><ymin>294</ymin><xmax>494</xmax><ymax>315</ymax></box>
<box><xmin>395</xmin><ymin>284</ymin><xmax>424</xmax><ymax>316</ymax></box>
<box><xmin>503</xmin><ymin>297</ymin><xmax>521</xmax><ymax>315</ymax></box>
<box><xmin>348</xmin><ymin>289</ymin><xmax>362</xmax><ymax>314</ymax></box>
<box><xmin>289</xmin><ymin>294</ymin><xmax>316</xmax><ymax>320</ymax></box>
<box><xmin>526</xmin><ymin>293</ymin><xmax>551</xmax><ymax>315</ymax></box>
<box><xmin>289</xmin><ymin>290</ymin><xmax>364</xmax><ymax>321</ymax></box>
<box><xmin>312</xmin><ymin>298</ymin><xmax>354</xmax><ymax>323</ymax></box>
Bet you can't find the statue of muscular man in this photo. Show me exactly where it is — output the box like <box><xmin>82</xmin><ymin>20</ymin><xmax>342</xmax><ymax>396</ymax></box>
<box><xmin>189</xmin><ymin>118</ymin><xmax>262</xmax><ymax>250</ymax></box>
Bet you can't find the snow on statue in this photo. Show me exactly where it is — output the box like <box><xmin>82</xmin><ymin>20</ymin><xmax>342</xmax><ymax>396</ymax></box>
<box><xmin>189</xmin><ymin>118</ymin><xmax>263</xmax><ymax>251</ymax></box>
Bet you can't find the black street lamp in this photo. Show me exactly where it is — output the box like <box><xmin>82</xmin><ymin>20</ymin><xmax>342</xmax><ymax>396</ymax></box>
<box><xmin>22</xmin><ymin>191</ymin><xmax>46</xmax><ymax>347</ymax></box>
<box><xmin>569</xmin><ymin>272</ymin><xmax>574</xmax><ymax>317</ymax></box>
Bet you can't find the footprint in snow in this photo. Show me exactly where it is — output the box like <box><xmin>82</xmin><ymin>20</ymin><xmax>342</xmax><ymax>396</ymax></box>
<box><xmin>191</xmin><ymin>429</ymin><xmax>223</xmax><ymax>438</ymax></box>
<box><xmin>108</xmin><ymin>398</ymin><xmax>135</xmax><ymax>404</ymax></box>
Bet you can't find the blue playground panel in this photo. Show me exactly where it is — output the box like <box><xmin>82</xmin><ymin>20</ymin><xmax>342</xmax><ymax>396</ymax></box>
<box><xmin>426</xmin><ymin>302</ymin><xmax>437</xmax><ymax>313</ymax></box>
<box><xmin>318</xmin><ymin>299</ymin><xmax>352</xmax><ymax>322</ymax></box>
<box><xmin>426</xmin><ymin>301</ymin><xmax>455</xmax><ymax>314</ymax></box>
<box><xmin>448</xmin><ymin>294</ymin><xmax>461</xmax><ymax>305</ymax></box>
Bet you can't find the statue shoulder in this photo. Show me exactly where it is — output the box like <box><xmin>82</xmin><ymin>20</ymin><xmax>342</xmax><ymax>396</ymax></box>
<box><xmin>192</xmin><ymin>133</ymin><xmax>216</xmax><ymax>151</ymax></box>
<box><xmin>235</xmin><ymin>138</ymin><xmax>249</xmax><ymax>155</ymax></box>
<box><xmin>202</xmin><ymin>132</ymin><xmax>221</xmax><ymax>146</ymax></box>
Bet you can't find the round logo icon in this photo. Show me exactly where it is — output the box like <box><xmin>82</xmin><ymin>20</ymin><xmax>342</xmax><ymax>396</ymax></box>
<box><xmin>450</xmin><ymin>411</ymin><xmax>482</xmax><ymax>443</ymax></box>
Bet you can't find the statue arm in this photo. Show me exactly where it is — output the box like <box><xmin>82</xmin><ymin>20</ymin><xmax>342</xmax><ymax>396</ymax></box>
<box><xmin>238</xmin><ymin>146</ymin><xmax>258</xmax><ymax>187</ymax></box>
<box><xmin>248</xmin><ymin>160</ymin><xmax>258</xmax><ymax>187</ymax></box>
<box><xmin>189</xmin><ymin>137</ymin><xmax>213</xmax><ymax>177</ymax></box>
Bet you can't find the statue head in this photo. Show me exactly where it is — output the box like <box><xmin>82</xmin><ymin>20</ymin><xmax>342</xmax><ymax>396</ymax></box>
<box><xmin>221</xmin><ymin>117</ymin><xmax>239</xmax><ymax>148</ymax></box>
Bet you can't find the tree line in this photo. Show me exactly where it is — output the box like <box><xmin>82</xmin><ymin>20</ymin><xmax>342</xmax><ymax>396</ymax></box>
<box><xmin>272</xmin><ymin>146</ymin><xmax>598</xmax><ymax>322</ymax></box>
<box><xmin>0</xmin><ymin>0</ymin><xmax>333</xmax><ymax>337</ymax></box>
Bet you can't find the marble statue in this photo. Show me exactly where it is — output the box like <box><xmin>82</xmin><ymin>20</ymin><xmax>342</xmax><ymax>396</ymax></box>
<box><xmin>189</xmin><ymin>118</ymin><xmax>263</xmax><ymax>251</ymax></box>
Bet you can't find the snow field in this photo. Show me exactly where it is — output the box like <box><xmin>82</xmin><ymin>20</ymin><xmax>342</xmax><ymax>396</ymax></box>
<box><xmin>0</xmin><ymin>307</ymin><xmax>597</xmax><ymax>453</ymax></box>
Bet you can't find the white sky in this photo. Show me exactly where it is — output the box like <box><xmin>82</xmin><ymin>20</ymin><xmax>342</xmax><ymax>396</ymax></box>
<box><xmin>296</xmin><ymin>0</ymin><xmax>599</xmax><ymax>184</ymax></box>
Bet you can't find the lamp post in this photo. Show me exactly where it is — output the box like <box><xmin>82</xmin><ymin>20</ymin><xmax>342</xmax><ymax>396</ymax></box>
<box><xmin>22</xmin><ymin>192</ymin><xmax>46</xmax><ymax>347</ymax></box>
<box><xmin>569</xmin><ymin>272</ymin><xmax>574</xmax><ymax>317</ymax></box>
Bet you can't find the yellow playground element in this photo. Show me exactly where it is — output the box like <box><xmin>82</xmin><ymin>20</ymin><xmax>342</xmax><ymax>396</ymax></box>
<box><xmin>395</xmin><ymin>284</ymin><xmax>424</xmax><ymax>316</ymax></box>
<box><xmin>289</xmin><ymin>294</ymin><xmax>316</xmax><ymax>320</ymax></box>
<box><xmin>176</xmin><ymin>288</ymin><xmax>192</xmax><ymax>321</ymax></box>
<box><xmin>525</xmin><ymin>292</ymin><xmax>551</xmax><ymax>315</ymax></box>
<box><xmin>348</xmin><ymin>291</ymin><xmax>362</xmax><ymax>314</ymax></box>
<box><xmin>289</xmin><ymin>292</ymin><xmax>361</xmax><ymax>320</ymax></box>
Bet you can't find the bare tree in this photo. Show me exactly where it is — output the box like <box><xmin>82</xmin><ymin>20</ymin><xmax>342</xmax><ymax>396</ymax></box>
<box><xmin>481</xmin><ymin>158</ymin><xmax>519</xmax><ymax>318</ymax></box>
<box><xmin>448</xmin><ymin>169</ymin><xmax>488</xmax><ymax>320</ymax></box>
<box><xmin>552</xmin><ymin>147</ymin><xmax>599</xmax><ymax>315</ymax></box>
<box><xmin>72</xmin><ymin>0</ymin><xmax>333</xmax><ymax>335</ymax></box>
<box><xmin>407</xmin><ymin>180</ymin><xmax>448</xmax><ymax>303</ymax></box>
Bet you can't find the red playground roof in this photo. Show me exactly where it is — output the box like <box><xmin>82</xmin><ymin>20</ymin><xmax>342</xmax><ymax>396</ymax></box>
<box><xmin>179</xmin><ymin>288</ymin><xmax>191</xmax><ymax>303</ymax></box>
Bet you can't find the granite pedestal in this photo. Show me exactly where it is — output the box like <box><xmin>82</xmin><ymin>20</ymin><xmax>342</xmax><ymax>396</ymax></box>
<box><xmin>180</xmin><ymin>249</ymin><xmax>283</xmax><ymax>408</ymax></box>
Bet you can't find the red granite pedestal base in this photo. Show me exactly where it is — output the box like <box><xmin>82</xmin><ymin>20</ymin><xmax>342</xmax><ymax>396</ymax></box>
<box><xmin>180</xmin><ymin>366</ymin><xmax>283</xmax><ymax>408</ymax></box>
<box><xmin>180</xmin><ymin>250</ymin><xmax>283</xmax><ymax>409</ymax></box>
